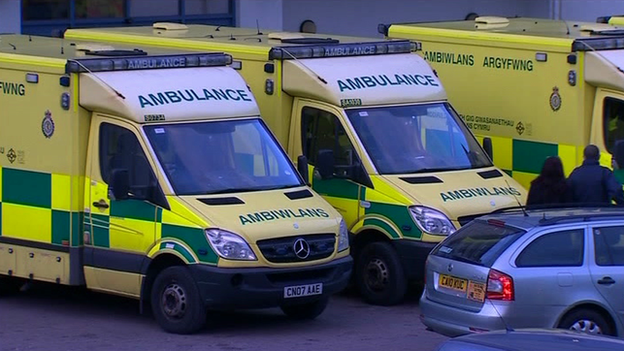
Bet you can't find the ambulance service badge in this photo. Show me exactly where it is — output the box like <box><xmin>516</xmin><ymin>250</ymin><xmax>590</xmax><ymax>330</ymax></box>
<box><xmin>549</xmin><ymin>87</ymin><xmax>562</xmax><ymax>111</ymax></box>
<box><xmin>42</xmin><ymin>110</ymin><xmax>55</xmax><ymax>138</ymax></box>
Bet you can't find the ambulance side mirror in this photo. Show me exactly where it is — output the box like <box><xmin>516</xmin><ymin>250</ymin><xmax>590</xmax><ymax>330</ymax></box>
<box><xmin>109</xmin><ymin>169</ymin><xmax>130</xmax><ymax>201</ymax></box>
<box><xmin>614</xmin><ymin>140</ymin><xmax>624</xmax><ymax>169</ymax></box>
<box><xmin>297</xmin><ymin>155</ymin><xmax>310</xmax><ymax>185</ymax></box>
<box><xmin>482</xmin><ymin>137</ymin><xmax>494</xmax><ymax>161</ymax></box>
<box><xmin>316</xmin><ymin>149</ymin><xmax>335</xmax><ymax>180</ymax></box>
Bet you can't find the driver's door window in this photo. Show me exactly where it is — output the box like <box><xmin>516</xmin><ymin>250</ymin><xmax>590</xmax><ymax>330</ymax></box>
<box><xmin>603</xmin><ymin>97</ymin><xmax>624</xmax><ymax>154</ymax></box>
<box><xmin>301</xmin><ymin>107</ymin><xmax>357</xmax><ymax>177</ymax></box>
<box><xmin>100</xmin><ymin>123</ymin><xmax>156</xmax><ymax>199</ymax></box>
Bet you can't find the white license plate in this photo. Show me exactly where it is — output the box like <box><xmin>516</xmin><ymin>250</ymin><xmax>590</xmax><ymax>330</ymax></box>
<box><xmin>283</xmin><ymin>283</ymin><xmax>323</xmax><ymax>298</ymax></box>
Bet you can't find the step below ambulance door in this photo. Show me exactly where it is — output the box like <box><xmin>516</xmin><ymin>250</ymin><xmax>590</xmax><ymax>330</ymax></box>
<box><xmin>591</xmin><ymin>89</ymin><xmax>624</xmax><ymax>182</ymax></box>
<box><xmin>84</xmin><ymin>116</ymin><xmax>166</xmax><ymax>294</ymax></box>
<box><xmin>295</xmin><ymin>100</ymin><xmax>370</xmax><ymax>228</ymax></box>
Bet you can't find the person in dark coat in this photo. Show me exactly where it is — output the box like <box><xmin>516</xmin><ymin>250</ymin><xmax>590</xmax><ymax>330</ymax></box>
<box><xmin>567</xmin><ymin>144</ymin><xmax>624</xmax><ymax>205</ymax></box>
<box><xmin>526</xmin><ymin>156</ymin><xmax>572</xmax><ymax>208</ymax></box>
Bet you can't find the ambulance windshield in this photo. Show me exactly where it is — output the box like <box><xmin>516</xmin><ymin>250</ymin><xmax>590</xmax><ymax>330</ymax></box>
<box><xmin>346</xmin><ymin>103</ymin><xmax>492</xmax><ymax>174</ymax></box>
<box><xmin>144</xmin><ymin>119</ymin><xmax>303</xmax><ymax>195</ymax></box>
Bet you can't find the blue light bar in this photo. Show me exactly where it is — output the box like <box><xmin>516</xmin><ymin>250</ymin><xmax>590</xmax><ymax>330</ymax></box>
<box><xmin>65</xmin><ymin>53</ymin><xmax>233</xmax><ymax>73</ymax></box>
<box><xmin>268</xmin><ymin>40</ymin><xmax>418</xmax><ymax>60</ymax></box>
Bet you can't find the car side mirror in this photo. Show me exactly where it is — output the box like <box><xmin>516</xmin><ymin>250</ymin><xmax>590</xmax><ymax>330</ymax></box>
<box><xmin>482</xmin><ymin>137</ymin><xmax>493</xmax><ymax>161</ymax></box>
<box><xmin>297</xmin><ymin>155</ymin><xmax>310</xmax><ymax>185</ymax></box>
<box><xmin>109</xmin><ymin>169</ymin><xmax>130</xmax><ymax>201</ymax></box>
<box><xmin>316</xmin><ymin>149</ymin><xmax>334</xmax><ymax>179</ymax></box>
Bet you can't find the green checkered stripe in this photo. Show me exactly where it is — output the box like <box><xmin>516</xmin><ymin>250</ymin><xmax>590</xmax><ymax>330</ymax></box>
<box><xmin>0</xmin><ymin>167</ymin><xmax>83</xmax><ymax>246</ymax></box>
<box><xmin>313</xmin><ymin>178</ymin><xmax>420</xmax><ymax>240</ymax></box>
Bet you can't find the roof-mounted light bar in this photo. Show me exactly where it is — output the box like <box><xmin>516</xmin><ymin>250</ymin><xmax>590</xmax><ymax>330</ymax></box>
<box><xmin>65</xmin><ymin>52</ymin><xmax>232</xmax><ymax>73</ymax></box>
<box><xmin>572</xmin><ymin>37</ymin><xmax>624</xmax><ymax>51</ymax></box>
<box><xmin>268</xmin><ymin>40</ymin><xmax>418</xmax><ymax>60</ymax></box>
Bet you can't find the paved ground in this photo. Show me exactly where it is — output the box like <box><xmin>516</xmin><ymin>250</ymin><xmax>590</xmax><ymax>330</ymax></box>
<box><xmin>0</xmin><ymin>283</ymin><xmax>448</xmax><ymax>351</ymax></box>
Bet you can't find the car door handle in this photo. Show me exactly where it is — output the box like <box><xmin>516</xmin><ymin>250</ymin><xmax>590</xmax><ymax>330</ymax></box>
<box><xmin>92</xmin><ymin>199</ymin><xmax>110</xmax><ymax>209</ymax></box>
<box><xmin>597</xmin><ymin>277</ymin><xmax>616</xmax><ymax>285</ymax></box>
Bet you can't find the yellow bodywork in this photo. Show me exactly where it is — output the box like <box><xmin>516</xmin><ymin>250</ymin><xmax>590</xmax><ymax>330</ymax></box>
<box><xmin>64</xmin><ymin>24</ymin><xmax>528</xmax><ymax>249</ymax></box>
<box><xmin>0</xmin><ymin>34</ymin><xmax>346</xmax><ymax>300</ymax></box>
<box><xmin>384</xmin><ymin>17</ymin><xmax>624</xmax><ymax>186</ymax></box>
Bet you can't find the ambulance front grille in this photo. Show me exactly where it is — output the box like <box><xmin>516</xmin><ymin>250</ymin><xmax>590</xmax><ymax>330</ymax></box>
<box><xmin>257</xmin><ymin>234</ymin><xmax>335</xmax><ymax>263</ymax></box>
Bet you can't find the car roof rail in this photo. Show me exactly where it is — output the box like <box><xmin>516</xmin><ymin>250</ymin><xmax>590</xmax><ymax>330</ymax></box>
<box><xmin>537</xmin><ymin>206</ymin><xmax>624</xmax><ymax>226</ymax></box>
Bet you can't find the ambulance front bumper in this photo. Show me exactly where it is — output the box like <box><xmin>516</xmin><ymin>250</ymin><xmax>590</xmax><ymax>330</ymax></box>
<box><xmin>189</xmin><ymin>255</ymin><xmax>353</xmax><ymax>309</ymax></box>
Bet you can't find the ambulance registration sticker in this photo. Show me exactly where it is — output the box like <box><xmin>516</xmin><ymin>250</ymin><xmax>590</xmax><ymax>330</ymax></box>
<box><xmin>284</xmin><ymin>283</ymin><xmax>323</xmax><ymax>298</ymax></box>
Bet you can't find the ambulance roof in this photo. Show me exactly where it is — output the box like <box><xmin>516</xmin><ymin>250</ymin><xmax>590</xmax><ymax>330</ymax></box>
<box><xmin>65</xmin><ymin>25</ymin><xmax>446</xmax><ymax>106</ymax></box>
<box><xmin>383</xmin><ymin>17</ymin><xmax>624</xmax><ymax>52</ymax></box>
<box><xmin>65</xmin><ymin>24</ymin><xmax>397</xmax><ymax>57</ymax></box>
<box><xmin>0</xmin><ymin>35</ymin><xmax>260</xmax><ymax>123</ymax></box>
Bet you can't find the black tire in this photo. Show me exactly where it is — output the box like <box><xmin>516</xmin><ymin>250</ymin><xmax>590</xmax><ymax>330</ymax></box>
<box><xmin>0</xmin><ymin>276</ymin><xmax>23</xmax><ymax>296</ymax></box>
<box><xmin>355</xmin><ymin>242</ymin><xmax>407</xmax><ymax>306</ymax></box>
<box><xmin>150</xmin><ymin>266</ymin><xmax>206</xmax><ymax>334</ymax></box>
<box><xmin>281</xmin><ymin>297</ymin><xmax>329</xmax><ymax>320</ymax></box>
<box><xmin>558</xmin><ymin>308</ymin><xmax>614</xmax><ymax>336</ymax></box>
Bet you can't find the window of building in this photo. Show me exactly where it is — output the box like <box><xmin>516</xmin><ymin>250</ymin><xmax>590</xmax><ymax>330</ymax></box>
<box><xmin>516</xmin><ymin>229</ymin><xmax>585</xmax><ymax>267</ymax></box>
<box><xmin>22</xmin><ymin>0</ymin><xmax>234</xmax><ymax>36</ymax></box>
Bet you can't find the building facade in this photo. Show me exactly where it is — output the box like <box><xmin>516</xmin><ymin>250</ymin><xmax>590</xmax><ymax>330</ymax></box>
<box><xmin>0</xmin><ymin>0</ymin><xmax>623</xmax><ymax>37</ymax></box>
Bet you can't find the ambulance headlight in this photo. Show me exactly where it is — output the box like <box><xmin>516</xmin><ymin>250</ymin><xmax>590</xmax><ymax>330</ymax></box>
<box><xmin>337</xmin><ymin>219</ymin><xmax>349</xmax><ymax>252</ymax></box>
<box><xmin>205</xmin><ymin>229</ymin><xmax>257</xmax><ymax>260</ymax></box>
<box><xmin>409</xmin><ymin>206</ymin><xmax>456</xmax><ymax>236</ymax></box>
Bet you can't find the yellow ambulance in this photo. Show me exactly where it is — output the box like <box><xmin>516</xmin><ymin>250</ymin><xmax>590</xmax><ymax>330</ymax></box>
<box><xmin>0</xmin><ymin>34</ymin><xmax>353</xmax><ymax>334</ymax></box>
<box><xmin>65</xmin><ymin>24</ymin><xmax>526</xmax><ymax>306</ymax></box>
<box><xmin>381</xmin><ymin>16</ymin><xmax>624</xmax><ymax>187</ymax></box>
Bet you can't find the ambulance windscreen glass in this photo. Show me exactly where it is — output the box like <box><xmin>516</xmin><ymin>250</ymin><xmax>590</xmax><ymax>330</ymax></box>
<box><xmin>144</xmin><ymin>119</ymin><xmax>302</xmax><ymax>195</ymax></box>
<box><xmin>346</xmin><ymin>102</ymin><xmax>492</xmax><ymax>174</ymax></box>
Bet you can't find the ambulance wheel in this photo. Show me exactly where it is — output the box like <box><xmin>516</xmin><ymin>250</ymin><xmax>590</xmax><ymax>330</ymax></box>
<box><xmin>0</xmin><ymin>276</ymin><xmax>23</xmax><ymax>296</ymax></box>
<box><xmin>356</xmin><ymin>242</ymin><xmax>407</xmax><ymax>306</ymax></box>
<box><xmin>151</xmin><ymin>266</ymin><xmax>206</xmax><ymax>334</ymax></box>
<box><xmin>281</xmin><ymin>297</ymin><xmax>329</xmax><ymax>320</ymax></box>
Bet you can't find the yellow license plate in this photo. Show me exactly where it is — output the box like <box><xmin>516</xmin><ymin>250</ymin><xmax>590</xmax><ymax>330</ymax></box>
<box><xmin>467</xmin><ymin>280</ymin><xmax>486</xmax><ymax>302</ymax></box>
<box><xmin>439</xmin><ymin>274</ymin><xmax>467</xmax><ymax>292</ymax></box>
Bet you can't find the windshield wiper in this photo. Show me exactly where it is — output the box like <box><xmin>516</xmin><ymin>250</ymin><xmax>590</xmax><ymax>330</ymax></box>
<box><xmin>204</xmin><ymin>184</ymin><xmax>302</xmax><ymax>195</ymax></box>
<box><xmin>408</xmin><ymin>166</ymin><xmax>469</xmax><ymax>174</ymax></box>
<box><xmin>204</xmin><ymin>187</ymin><xmax>261</xmax><ymax>195</ymax></box>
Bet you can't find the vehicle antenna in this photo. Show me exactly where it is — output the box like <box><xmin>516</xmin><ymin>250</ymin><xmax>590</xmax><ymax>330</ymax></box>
<box><xmin>256</xmin><ymin>19</ymin><xmax>263</xmax><ymax>35</ymax></box>
<box><xmin>8</xmin><ymin>42</ymin><xmax>15</xmax><ymax>50</ymax></box>
<box><xmin>281</xmin><ymin>48</ymin><xmax>328</xmax><ymax>84</ymax></box>
<box><xmin>562</xmin><ymin>19</ymin><xmax>571</xmax><ymax>35</ymax></box>
<box><xmin>61</xmin><ymin>45</ymin><xmax>64</xmax><ymax>54</ymax></box>
<box><xmin>215</xmin><ymin>25</ymin><xmax>222</xmax><ymax>31</ymax></box>
<box><xmin>488</xmin><ymin>299</ymin><xmax>514</xmax><ymax>333</ymax></box>
<box><xmin>29</xmin><ymin>35</ymin><xmax>32</xmax><ymax>42</ymax></box>
<box><xmin>505</xmin><ymin>179</ymin><xmax>528</xmax><ymax>217</ymax></box>
<box><xmin>66</xmin><ymin>59</ymin><xmax>126</xmax><ymax>99</ymax></box>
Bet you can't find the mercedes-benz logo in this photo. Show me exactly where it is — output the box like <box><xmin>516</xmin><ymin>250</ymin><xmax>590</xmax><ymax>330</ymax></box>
<box><xmin>293</xmin><ymin>238</ymin><xmax>310</xmax><ymax>259</ymax></box>
<box><xmin>447</xmin><ymin>263</ymin><xmax>454</xmax><ymax>272</ymax></box>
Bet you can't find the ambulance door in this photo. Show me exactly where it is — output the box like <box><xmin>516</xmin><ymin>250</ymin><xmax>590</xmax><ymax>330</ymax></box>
<box><xmin>293</xmin><ymin>99</ymin><xmax>367</xmax><ymax>228</ymax></box>
<box><xmin>84</xmin><ymin>115</ymin><xmax>163</xmax><ymax>296</ymax></box>
<box><xmin>591</xmin><ymin>89</ymin><xmax>624</xmax><ymax>181</ymax></box>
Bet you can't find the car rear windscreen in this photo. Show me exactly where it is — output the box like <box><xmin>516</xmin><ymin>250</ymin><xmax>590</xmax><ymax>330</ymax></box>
<box><xmin>431</xmin><ymin>220</ymin><xmax>525</xmax><ymax>267</ymax></box>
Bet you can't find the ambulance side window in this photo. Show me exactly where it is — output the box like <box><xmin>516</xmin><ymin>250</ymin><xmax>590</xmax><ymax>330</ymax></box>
<box><xmin>603</xmin><ymin>97</ymin><xmax>624</xmax><ymax>153</ymax></box>
<box><xmin>99</xmin><ymin>123</ymin><xmax>157</xmax><ymax>200</ymax></box>
<box><xmin>301</xmin><ymin>107</ymin><xmax>367</xmax><ymax>183</ymax></box>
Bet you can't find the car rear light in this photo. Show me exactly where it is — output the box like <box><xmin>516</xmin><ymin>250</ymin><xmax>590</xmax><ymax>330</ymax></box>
<box><xmin>486</xmin><ymin>269</ymin><xmax>514</xmax><ymax>301</ymax></box>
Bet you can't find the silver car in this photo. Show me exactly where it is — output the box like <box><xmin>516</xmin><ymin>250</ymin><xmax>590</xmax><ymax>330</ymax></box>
<box><xmin>420</xmin><ymin>207</ymin><xmax>624</xmax><ymax>337</ymax></box>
